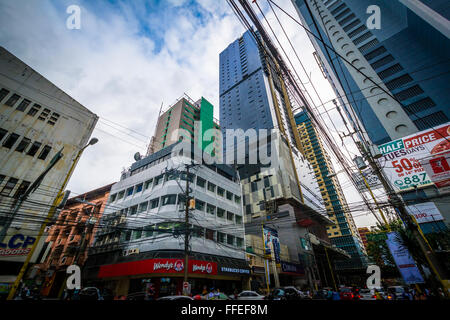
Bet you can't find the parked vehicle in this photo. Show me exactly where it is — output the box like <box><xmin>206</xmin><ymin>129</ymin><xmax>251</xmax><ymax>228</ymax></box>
<box><xmin>359</xmin><ymin>288</ymin><xmax>376</xmax><ymax>301</ymax></box>
<box><xmin>156</xmin><ymin>295</ymin><xmax>194</xmax><ymax>301</ymax></box>
<box><xmin>236</xmin><ymin>291</ymin><xmax>265</xmax><ymax>300</ymax></box>
<box><xmin>387</xmin><ymin>286</ymin><xmax>407</xmax><ymax>300</ymax></box>
<box><xmin>79</xmin><ymin>287</ymin><xmax>104</xmax><ymax>301</ymax></box>
<box><xmin>202</xmin><ymin>292</ymin><xmax>232</xmax><ymax>300</ymax></box>
<box><xmin>283</xmin><ymin>287</ymin><xmax>307</xmax><ymax>300</ymax></box>
<box><xmin>266</xmin><ymin>288</ymin><xmax>287</xmax><ymax>301</ymax></box>
<box><xmin>126</xmin><ymin>291</ymin><xmax>147</xmax><ymax>300</ymax></box>
<box><xmin>339</xmin><ymin>287</ymin><xmax>356</xmax><ymax>300</ymax></box>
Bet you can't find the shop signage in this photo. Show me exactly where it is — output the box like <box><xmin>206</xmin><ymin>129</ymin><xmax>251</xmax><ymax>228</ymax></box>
<box><xmin>280</xmin><ymin>261</ymin><xmax>305</xmax><ymax>275</ymax></box>
<box><xmin>262</xmin><ymin>225</ymin><xmax>281</xmax><ymax>266</ymax></box>
<box><xmin>405</xmin><ymin>202</ymin><xmax>444</xmax><ymax>224</ymax></box>
<box><xmin>98</xmin><ymin>258</ymin><xmax>217</xmax><ymax>278</ymax></box>
<box><xmin>0</xmin><ymin>234</ymin><xmax>36</xmax><ymax>256</ymax></box>
<box><xmin>220</xmin><ymin>267</ymin><xmax>250</xmax><ymax>274</ymax></box>
<box><xmin>377</xmin><ymin>123</ymin><xmax>450</xmax><ymax>192</ymax></box>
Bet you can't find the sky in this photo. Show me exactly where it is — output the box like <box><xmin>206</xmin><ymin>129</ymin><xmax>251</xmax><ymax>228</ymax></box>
<box><xmin>0</xmin><ymin>0</ymin><xmax>379</xmax><ymax>227</ymax></box>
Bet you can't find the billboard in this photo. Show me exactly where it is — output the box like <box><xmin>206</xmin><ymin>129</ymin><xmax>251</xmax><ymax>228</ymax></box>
<box><xmin>377</xmin><ymin>123</ymin><xmax>450</xmax><ymax>192</ymax></box>
<box><xmin>419</xmin><ymin>151</ymin><xmax>450</xmax><ymax>189</ymax></box>
<box><xmin>386</xmin><ymin>232</ymin><xmax>424</xmax><ymax>285</ymax></box>
<box><xmin>405</xmin><ymin>202</ymin><xmax>444</xmax><ymax>224</ymax></box>
<box><xmin>262</xmin><ymin>225</ymin><xmax>281</xmax><ymax>266</ymax></box>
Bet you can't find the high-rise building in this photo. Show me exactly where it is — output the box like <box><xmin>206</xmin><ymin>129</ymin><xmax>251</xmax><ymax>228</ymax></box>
<box><xmin>220</xmin><ymin>31</ymin><xmax>351</xmax><ymax>289</ymax></box>
<box><xmin>291</xmin><ymin>0</ymin><xmax>450</xmax><ymax>233</ymax></box>
<box><xmin>147</xmin><ymin>95</ymin><xmax>222</xmax><ymax>161</ymax></box>
<box><xmin>37</xmin><ymin>183</ymin><xmax>113</xmax><ymax>298</ymax></box>
<box><xmin>0</xmin><ymin>47</ymin><xmax>98</xmax><ymax>295</ymax></box>
<box><xmin>357</xmin><ymin>227</ymin><xmax>370</xmax><ymax>251</ymax></box>
<box><xmin>84</xmin><ymin>143</ymin><xmax>250</xmax><ymax>297</ymax></box>
<box><xmin>295</xmin><ymin>111</ymin><xmax>367</xmax><ymax>270</ymax></box>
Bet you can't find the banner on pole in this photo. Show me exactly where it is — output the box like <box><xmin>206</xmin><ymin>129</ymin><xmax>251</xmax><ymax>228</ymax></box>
<box><xmin>385</xmin><ymin>232</ymin><xmax>424</xmax><ymax>284</ymax></box>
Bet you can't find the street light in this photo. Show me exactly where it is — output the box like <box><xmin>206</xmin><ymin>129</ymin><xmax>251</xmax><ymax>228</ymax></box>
<box><xmin>6</xmin><ymin>137</ymin><xmax>99</xmax><ymax>300</ymax></box>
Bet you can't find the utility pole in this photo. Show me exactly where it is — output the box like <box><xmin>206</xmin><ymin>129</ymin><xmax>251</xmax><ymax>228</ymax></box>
<box><xmin>357</xmin><ymin>141</ymin><xmax>449</xmax><ymax>296</ymax></box>
<box><xmin>182</xmin><ymin>163</ymin><xmax>197</xmax><ymax>295</ymax></box>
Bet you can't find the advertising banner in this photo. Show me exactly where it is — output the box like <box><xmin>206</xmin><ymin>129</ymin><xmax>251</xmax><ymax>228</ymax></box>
<box><xmin>263</xmin><ymin>225</ymin><xmax>281</xmax><ymax>266</ymax></box>
<box><xmin>405</xmin><ymin>202</ymin><xmax>444</xmax><ymax>224</ymax></box>
<box><xmin>351</xmin><ymin>167</ymin><xmax>383</xmax><ymax>193</ymax></box>
<box><xmin>385</xmin><ymin>232</ymin><xmax>424</xmax><ymax>284</ymax></box>
<box><xmin>377</xmin><ymin>123</ymin><xmax>450</xmax><ymax>192</ymax></box>
<box><xmin>0</xmin><ymin>232</ymin><xmax>46</xmax><ymax>263</ymax></box>
<box><xmin>419</xmin><ymin>150</ymin><xmax>450</xmax><ymax>188</ymax></box>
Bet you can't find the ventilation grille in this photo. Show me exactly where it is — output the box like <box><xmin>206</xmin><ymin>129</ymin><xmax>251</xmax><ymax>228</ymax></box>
<box><xmin>403</xmin><ymin>97</ymin><xmax>436</xmax><ymax>115</ymax></box>
<box><xmin>371</xmin><ymin>55</ymin><xmax>395</xmax><ymax>69</ymax></box>
<box><xmin>378</xmin><ymin>63</ymin><xmax>404</xmax><ymax>79</ymax></box>
<box><xmin>385</xmin><ymin>74</ymin><xmax>413</xmax><ymax>91</ymax></box>
<box><xmin>364</xmin><ymin>46</ymin><xmax>387</xmax><ymax>61</ymax></box>
<box><xmin>413</xmin><ymin>111</ymin><xmax>449</xmax><ymax>131</ymax></box>
<box><xmin>394</xmin><ymin>85</ymin><xmax>424</xmax><ymax>101</ymax></box>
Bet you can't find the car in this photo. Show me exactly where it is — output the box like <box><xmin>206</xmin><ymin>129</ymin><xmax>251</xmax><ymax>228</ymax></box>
<box><xmin>359</xmin><ymin>288</ymin><xmax>376</xmax><ymax>300</ymax></box>
<box><xmin>202</xmin><ymin>292</ymin><xmax>232</xmax><ymax>300</ymax></box>
<box><xmin>156</xmin><ymin>295</ymin><xmax>194</xmax><ymax>301</ymax></box>
<box><xmin>266</xmin><ymin>288</ymin><xmax>287</xmax><ymax>301</ymax></box>
<box><xmin>126</xmin><ymin>291</ymin><xmax>147</xmax><ymax>300</ymax></box>
<box><xmin>236</xmin><ymin>290</ymin><xmax>266</xmax><ymax>300</ymax></box>
<box><xmin>387</xmin><ymin>286</ymin><xmax>407</xmax><ymax>300</ymax></box>
<box><xmin>339</xmin><ymin>287</ymin><xmax>356</xmax><ymax>300</ymax></box>
<box><xmin>282</xmin><ymin>287</ymin><xmax>307</xmax><ymax>300</ymax></box>
<box><xmin>79</xmin><ymin>287</ymin><xmax>104</xmax><ymax>301</ymax></box>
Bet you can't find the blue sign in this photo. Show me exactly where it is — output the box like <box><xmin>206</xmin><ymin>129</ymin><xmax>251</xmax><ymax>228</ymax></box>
<box><xmin>386</xmin><ymin>232</ymin><xmax>424</xmax><ymax>284</ymax></box>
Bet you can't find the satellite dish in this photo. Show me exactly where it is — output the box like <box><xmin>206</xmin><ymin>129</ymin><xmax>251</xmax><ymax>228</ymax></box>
<box><xmin>134</xmin><ymin>152</ymin><xmax>142</xmax><ymax>161</ymax></box>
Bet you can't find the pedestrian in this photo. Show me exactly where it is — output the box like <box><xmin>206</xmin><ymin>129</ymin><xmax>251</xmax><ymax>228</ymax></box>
<box><xmin>326</xmin><ymin>288</ymin><xmax>333</xmax><ymax>300</ymax></box>
<box><xmin>331</xmin><ymin>290</ymin><xmax>340</xmax><ymax>301</ymax></box>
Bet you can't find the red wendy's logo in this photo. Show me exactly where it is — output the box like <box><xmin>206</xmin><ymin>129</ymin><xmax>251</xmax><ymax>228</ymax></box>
<box><xmin>206</xmin><ymin>263</ymin><xmax>212</xmax><ymax>274</ymax></box>
<box><xmin>430</xmin><ymin>156</ymin><xmax>450</xmax><ymax>174</ymax></box>
<box><xmin>174</xmin><ymin>260</ymin><xmax>184</xmax><ymax>272</ymax></box>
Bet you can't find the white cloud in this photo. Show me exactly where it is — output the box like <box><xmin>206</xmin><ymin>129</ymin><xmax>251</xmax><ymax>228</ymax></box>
<box><xmin>0</xmin><ymin>0</ymin><xmax>375</xmax><ymax>227</ymax></box>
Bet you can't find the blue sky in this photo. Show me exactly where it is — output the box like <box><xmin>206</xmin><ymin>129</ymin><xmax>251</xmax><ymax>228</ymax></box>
<box><xmin>0</xmin><ymin>0</ymin><xmax>377</xmax><ymax>227</ymax></box>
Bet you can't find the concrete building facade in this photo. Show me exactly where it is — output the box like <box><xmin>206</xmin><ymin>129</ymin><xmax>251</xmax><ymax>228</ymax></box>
<box><xmin>83</xmin><ymin>143</ymin><xmax>250</xmax><ymax>297</ymax></box>
<box><xmin>0</xmin><ymin>47</ymin><xmax>98</xmax><ymax>295</ymax></box>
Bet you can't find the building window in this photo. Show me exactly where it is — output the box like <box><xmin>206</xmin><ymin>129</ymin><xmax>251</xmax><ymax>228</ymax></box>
<box><xmin>196</xmin><ymin>176</ymin><xmax>206</xmax><ymax>188</ymax></box>
<box><xmin>217</xmin><ymin>232</ymin><xmax>226</xmax><ymax>244</ymax></box>
<box><xmin>38</xmin><ymin>145</ymin><xmax>52</xmax><ymax>160</ymax></box>
<box><xmin>16</xmin><ymin>99</ymin><xmax>31</xmax><ymax>112</ymax></box>
<box><xmin>226</xmin><ymin>191</ymin><xmax>233</xmax><ymax>201</ymax></box>
<box><xmin>217</xmin><ymin>187</ymin><xmax>224</xmax><ymax>197</ymax></box>
<box><xmin>117</xmin><ymin>191</ymin><xmax>124</xmax><ymax>200</ymax></box>
<box><xmin>205</xmin><ymin>229</ymin><xmax>214</xmax><ymax>241</ymax></box>
<box><xmin>27</xmin><ymin>104</ymin><xmax>41</xmax><ymax>116</ymax></box>
<box><xmin>150</xmin><ymin>198</ymin><xmax>159</xmax><ymax>209</ymax></box>
<box><xmin>236</xmin><ymin>237</ymin><xmax>243</xmax><ymax>248</ymax></box>
<box><xmin>195</xmin><ymin>199</ymin><xmax>205</xmax><ymax>211</ymax></box>
<box><xmin>206</xmin><ymin>204</ymin><xmax>216</xmax><ymax>215</ymax></box>
<box><xmin>5</xmin><ymin>94</ymin><xmax>20</xmax><ymax>107</ymax></box>
<box><xmin>217</xmin><ymin>208</ymin><xmax>225</xmax><ymax>219</ymax></box>
<box><xmin>235</xmin><ymin>215</ymin><xmax>242</xmax><ymax>225</ymax></box>
<box><xmin>235</xmin><ymin>195</ymin><xmax>241</xmax><ymax>204</ymax></box>
<box><xmin>126</xmin><ymin>187</ymin><xmax>133</xmax><ymax>197</ymax></box>
<box><xmin>144</xmin><ymin>225</ymin><xmax>153</xmax><ymax>237</ymax></box>
<box><xmin>2</xmin><ymin>133</ymin><xmax>20</xmax><ymax>149</ymax></box>
<box><xmin>227</xmin><ymin>211</ymin><xmax>234</xmax><ymax>222</ymax></box>
<box><xmin>138</xmin><ymin>202</ymin><xmax>148</xmax><ymax>213</ymax></box>
<box><xmin>15</xmin><ymin>137</ymin><xmax>31</xmax><ymax>153</ymax></box>
<box><xmin>154</xmin><ymin>174</ymin><xmax>164</xmax><ymax>186</ymax></box>
<box><xmin>227</xmin><ymin>235</ymin><xmax>235</xmax><ymax>246</ymax></box>
<box><xmin>0</xmin><ymin>128</ymin><xmax>7</xmax><ymax>142</ymax></box>
<box><xmin>13</xmin><ymin>180</ymin><xmax>30</xmax><ymax>199</ymax></box>
<box><xmin>129</xmin><ymin>205</ymin><xmax>138</xmax><ymax>215</ymax></box>
<box><xmin>144</xmin><ymin>179</ymin><xmax>153</xmax><ymax>190</ymax></box>
<box><xmin>1</xmin><ymin>177</ymin><xmax>18</xmax><ymax>196</ymax></box>
<box><xmin>0</xmin><ymin>88</ymin><xmax>10</xmax><ymax>102</ymax></box>
<box><xmin>27</xmin><ymin>141</ymin><xmax>42</xmax><ymax>156</ymax></box>
<box><xmin>207</xmin><ymin>182</ymin><xmax>216</xmax><ymax>193</ymax></box>
<box><xmin>110</xmin><ymin>194</ymin><xmax>117</xmax><ymax>202</ymax></box>
<box><xmin>135</xmin><ymin>183</ymin><xmax>143</xmax><ymax>193</ymax></box>
<box><xmin>162</xmin><ymin>194</ymin><xmax>176</xmax><ymax>206</ymax></box>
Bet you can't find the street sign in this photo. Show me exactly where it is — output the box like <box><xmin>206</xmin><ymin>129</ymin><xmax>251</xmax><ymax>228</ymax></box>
<box><xmin>351</xmin><ymin>168</ymin><xmax>383</xmax><ymax>193</ymax></box>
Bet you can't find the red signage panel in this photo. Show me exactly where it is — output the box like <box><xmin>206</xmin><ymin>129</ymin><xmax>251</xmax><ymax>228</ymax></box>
<box><xmin>98</xmin><ymin>258</ymin><xmax>217</xmax><ymax>278</ymax></box>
